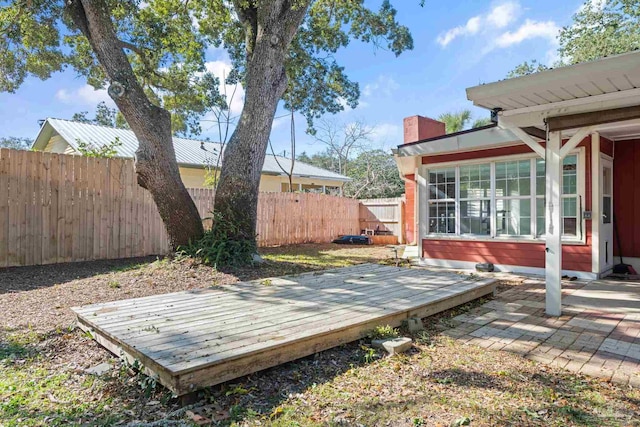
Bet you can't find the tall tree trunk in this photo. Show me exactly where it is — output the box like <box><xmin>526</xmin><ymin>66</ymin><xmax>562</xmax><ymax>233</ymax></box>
<box><xmin>214</xmin><ymin>2</ymin><xmax>310</xmax><ymax>248</ymax></box>
<box><xmin>66</xmin><ymin>0</ymin><xmax>203</xmax><ymax>249</ymax></box>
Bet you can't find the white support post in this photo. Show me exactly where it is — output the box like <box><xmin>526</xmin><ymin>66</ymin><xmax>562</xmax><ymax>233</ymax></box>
<box><xmin>591</xmin><ymin>132</ymin><xmax>601</xmax><ymax>275</ymax></box>
<box><xmin>417</xmin><ymin>168</ymin><xmax>428</xmax><ymax>243</ymax></box>
<box><xmin>545</xmin><ymin>131</ymin><xmax>563</xmax><ymax>316</ymax></box>
<box><xmin>415</xmin><ymin>167</ymin><xmax>423</xmax><ymax>245</ymax></box>
<box><xmin>398</xmin><ymin>196</ymin><xmax>405</xmax><ymax>244</ymax></box>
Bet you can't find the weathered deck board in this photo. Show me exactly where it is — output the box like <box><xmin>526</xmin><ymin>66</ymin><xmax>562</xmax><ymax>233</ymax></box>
<box><xmin>73</xmin><ymin>264</ymin><xmax>496</xmax><ymax>395</ymax></box>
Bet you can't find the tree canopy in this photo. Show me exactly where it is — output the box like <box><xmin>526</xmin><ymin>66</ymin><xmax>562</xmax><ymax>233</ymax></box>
<box><xmin>72</xmin><ymin>101</ymin><xmax>129</xmax><ymax>128</ymax></box>
<box><xmin>438</xmin><ymin>110</ymin><xmax>492</xmax><ymax>134</ymax></box>
<box><xmin>2</xmin><ymin>0</ymin><xmax>412</xmax><ymax>134</ymax></box>
<box><xmin>298</xmin><ymin>148</ymin><xmax>404</xmax><ymax>199</ymax></box>
<box><xmin>508</xmin><ymin>0</ymin><xmax>640</xmax><ymax>77</ymax></box>
<box><xmin>1</xmin><ymin>0</ymin><xmax>225</xmax><ymax>136</ymax></box>
<box><xmin>0</xmin><ymin>136</ymin><xmax>31</xmax><ymax>150</ymax></box>
<box><xmin>559</xmin><ymin>0</ymin><xmax>640</xmax><ymax>64</ymax></box>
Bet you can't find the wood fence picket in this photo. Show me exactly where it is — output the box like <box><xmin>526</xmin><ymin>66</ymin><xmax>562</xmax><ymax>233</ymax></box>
<box><xmin>0</xmin><ymin>148</ymin><xmax>360</xmax><ymax>267</ymax></box>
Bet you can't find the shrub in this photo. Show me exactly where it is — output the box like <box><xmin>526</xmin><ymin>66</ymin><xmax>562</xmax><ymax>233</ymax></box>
<box><xmin>177</xmin><ymin>211</ymin><xmax>256</xmax><ymax>268</ymax></box>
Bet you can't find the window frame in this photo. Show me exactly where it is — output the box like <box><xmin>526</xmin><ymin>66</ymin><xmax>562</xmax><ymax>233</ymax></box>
<box><xmin>494</xmin><ymin>158</ymin><xmax>534</xmax><ymax>238</ymax></box>
<box><xmin>418</xmin><ymin>147</ymin><xmax>586</xmax><ymax>245</ymax></box>
<box><xmin>426</xmin><ymin>167</ymin><xmax>457</xmax><ymax>234</ymax></box>
<box><xmin>458</xmin><ymin>163</ymin><xmax>492</xmax><ymax>236</ymax></box>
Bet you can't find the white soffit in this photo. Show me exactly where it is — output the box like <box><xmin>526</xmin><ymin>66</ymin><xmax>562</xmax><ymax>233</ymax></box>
<box><xmin>593</xmin><ymin>118</ymin><xmax>640</xmax><ymax>141</ymax></box>
<box><xmin>466</xmin><ymin>50</ymin><xmax>640</xmax><ymax>128</ymax></box>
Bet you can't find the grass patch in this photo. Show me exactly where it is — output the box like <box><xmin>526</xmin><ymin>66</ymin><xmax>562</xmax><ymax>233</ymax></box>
<box><xmin>0</xmin><ymin>332</ymin><xmax>121</xmax><ymax>426</ymax></box>
<box><xmin>0</xmin><ymin>363</ymin><xmax>119</xmax><ymax>426</ymax></box>
<box><xmin>367</xmin><ymin>324</ymin><xmax>400</xmax><ymax>340</ymax></box>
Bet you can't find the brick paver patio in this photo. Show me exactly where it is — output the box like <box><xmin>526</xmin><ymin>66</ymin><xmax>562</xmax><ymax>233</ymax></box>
<box><xmin>443</xmin><ymin>277</ymin><xmax>640</xmax><ymax>387</ymax></box>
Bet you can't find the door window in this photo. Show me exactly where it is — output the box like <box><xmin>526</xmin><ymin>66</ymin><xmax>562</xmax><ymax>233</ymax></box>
<box><xmin>602</xmin><ymin>166</ymin><xmax>612</xmax><ymax>224</ymax></box>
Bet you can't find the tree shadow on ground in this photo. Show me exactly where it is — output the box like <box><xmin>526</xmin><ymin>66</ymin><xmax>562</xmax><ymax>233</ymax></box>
<box><xmin>0</xmin><ymin>256</ymin><xmax>159</xmax><ymax>295</ymax></box>
<box><xmin>185</xmin><ymin>337</ymin><xmax>638</xmax><ymax>427</ymax></box>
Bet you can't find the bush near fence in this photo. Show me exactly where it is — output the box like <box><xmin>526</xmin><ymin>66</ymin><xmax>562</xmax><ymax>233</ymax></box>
<box><xmin>0</xmin><ymin>149</ymin><xmax>359</xmax><ymax>268</ymax></box>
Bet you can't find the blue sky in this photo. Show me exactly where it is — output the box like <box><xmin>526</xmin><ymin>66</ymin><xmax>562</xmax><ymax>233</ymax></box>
<box><xmin>0</xmin><ymin>0</ymin><xmax>585</xmax><ymax>156</ymax></box>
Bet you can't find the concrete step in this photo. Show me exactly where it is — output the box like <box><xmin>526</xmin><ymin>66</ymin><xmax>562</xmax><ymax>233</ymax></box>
<box><xmin>402</xmin><ymin>245</ymin><xmax>419</xmax><ymax>259</ymax></box>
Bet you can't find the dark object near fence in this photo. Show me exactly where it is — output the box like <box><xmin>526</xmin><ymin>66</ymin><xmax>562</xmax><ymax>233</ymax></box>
<box><xmin>475</xmin><ymin>262</ymin><xmax>494</xmax><ymax>272</ymax></box>
<box><xmin>613</xmin><ymin>215</ymin><xmax>638</xmax><ymax>275</ymax></box>
<box><xmin>332</xmin><ymin>235</ymin><xmax>371</xmax><ymax>245</ymax></box>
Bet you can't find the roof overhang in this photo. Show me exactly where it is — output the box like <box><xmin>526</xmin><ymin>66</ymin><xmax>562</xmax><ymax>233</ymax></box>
<box><xmin>393</xmin><ymin>126</ymin><xmax>522</xmax><ymax>176</ymax></box>
<box><xmin>162</xmin><ymin>163</ymin><xmax>351</xmax><ymax>182</ymax></box>
<box><xmin>396</xmin><ymin>126</ymin><xmax>518</xmax><ymax>158</ymax></box>
<box><xmin>466</xmin><ymin>50</ymin><xmax>640</xmax><ymax>137</ymax></box>
<box><xmin>31</xmin><ymin>121</ymin><xmax>56</xmax><ymax>151</ymax></box>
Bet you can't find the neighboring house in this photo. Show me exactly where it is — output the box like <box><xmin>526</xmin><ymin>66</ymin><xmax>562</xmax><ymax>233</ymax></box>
<box><xmin>32</xmin><ymin>118</ymin><xmax>350</xmax><ymax>193</ymax></box>
<box><xmin>394</xmin><ymin>49</ymin><xmax>640</xmax><ymax>313</ymax></box>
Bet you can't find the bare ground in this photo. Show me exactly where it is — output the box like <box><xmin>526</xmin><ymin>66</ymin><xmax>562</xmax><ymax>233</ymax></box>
<box><xmin>1</xmin><ymin>244</ymin><xmax>639</xmax><ymax>427</ymax></box>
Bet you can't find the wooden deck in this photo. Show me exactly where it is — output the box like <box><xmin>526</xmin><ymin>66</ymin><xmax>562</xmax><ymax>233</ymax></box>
<box><xmin>73</xmin><ymin>264</ymin><xmax>496</xmax><ymax>396</ymax></box>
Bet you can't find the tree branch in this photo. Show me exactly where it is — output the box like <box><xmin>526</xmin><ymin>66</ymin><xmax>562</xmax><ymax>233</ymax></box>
<box><xmin>118</xmin><ymin>39</ymin><xmax>156</xmax><ymax>72</ymax></box>
<box><xmin>231</xmin><ymin>0</ymin><xmax>258</xmax><ymax>57</ymax></box>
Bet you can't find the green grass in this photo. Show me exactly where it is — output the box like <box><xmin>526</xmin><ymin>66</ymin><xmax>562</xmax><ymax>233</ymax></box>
<box><xmin>0</xmin><ymin>367</ymin><xmax>122</xmax><ymax>426</ymax></box>
<box><xmin>0</xmin><ymin>333</ymin><xmax>122</xmax><ymax>426</ymax></box>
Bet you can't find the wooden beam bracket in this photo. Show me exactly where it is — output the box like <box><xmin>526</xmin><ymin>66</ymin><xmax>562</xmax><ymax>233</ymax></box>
<box><xmin>559</xmin><ymin>126</ymin><xmax>595</xmax><ymax>159</ymax></box>
<box><xmin>506</xmin><ymin>126</ymin><xmax>546</xmax><ymax>158</ymax></box>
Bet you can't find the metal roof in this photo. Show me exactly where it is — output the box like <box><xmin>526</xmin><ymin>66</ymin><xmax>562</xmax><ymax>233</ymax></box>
<box><xmin>34</xmin><ymin>118</ymin><xmax>351</xmax><ymax>182</ymax></box>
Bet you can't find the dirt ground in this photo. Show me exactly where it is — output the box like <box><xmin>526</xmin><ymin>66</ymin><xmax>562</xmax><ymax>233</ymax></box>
<box><xmin>1</xmin><ymin>244</ymin><xmax>639</xmax><ymax>427</ymax></box>
<box><xmin>0</xmin><ymin>244</ymin><xmax>394</xmax><ymax>334</ymax></box>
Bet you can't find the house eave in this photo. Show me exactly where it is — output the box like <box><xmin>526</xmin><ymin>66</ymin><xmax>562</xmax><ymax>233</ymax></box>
<box><xmin>466</xmin><ymin>49</ymin><xmax>640</xmax><ymax>111</ymax></box>
<box><xmin>396</xmin><ymin>126</ymin><xmax>519</xmax><ymax>158</ymax></box>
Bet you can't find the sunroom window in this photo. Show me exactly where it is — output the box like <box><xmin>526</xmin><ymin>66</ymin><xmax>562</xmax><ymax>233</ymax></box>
<box><xmin>424</xmin><ymin>153</ymin><xmax>582</xmax><ymax>241</ymax></box>
<box><xmin>427</xmin><ymin>168</ymin><xmax>456</xmax><ymax>234</ymax></box>
<box><xmin>495</xmin><ymin>160</ymin><xmax>531</xmax><ymax>236</ymax></box>
<box><xmin>460</xmin><ymin>163</ymin><xmax>491</xmax><ymax>235</ymax></box>
<box><xmin>535</xmin><ymin>155</ymin><xmax>579</xmax><ymax>237</ymax></box>
<box><xmin>561</xmin><ymin>155</ymin><xmax>578</xmax><ymax>236</ymax></box>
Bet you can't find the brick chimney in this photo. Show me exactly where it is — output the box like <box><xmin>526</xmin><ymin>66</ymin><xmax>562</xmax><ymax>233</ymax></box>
<box><xmin>403</xmin><ymin>115</ymin><xmax>446</xmax><ymax>144</ymax></box>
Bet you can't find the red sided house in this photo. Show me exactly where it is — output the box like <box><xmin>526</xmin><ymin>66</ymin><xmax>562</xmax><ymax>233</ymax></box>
<box><xmin>394</xmin><ymin>50</ymin><xmax>640</xmax><ymax>316</ymax></box>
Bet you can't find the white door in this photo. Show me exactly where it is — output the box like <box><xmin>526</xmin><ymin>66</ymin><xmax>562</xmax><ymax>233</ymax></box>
<box><xmin>600</xmin><ymin>157</ymin><xmax>614</xmax><ymax>273</ymax></box>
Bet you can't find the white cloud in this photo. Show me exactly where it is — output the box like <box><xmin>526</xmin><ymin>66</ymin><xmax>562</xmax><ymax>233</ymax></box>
<box><xmin>437</xmin><ymin>16</ymin><xmax>482</xmax><ymax>47</ymax></box>
<box><xmin>204</xmin><ymin>60</ymin><xmax>245</xmax><ymax>116</ymax></box>
<box><xmin>545</xmin><ymin>46</ymin><xmax>561</xmax><ymax>65</ymax></box>
<box><xmin>486</xmin><ymin>2</ymin><xmax>520</xmax><ymax>28</ymax></box>
<box><xmin>437</xmin><ymin>1</ymin><xmax>521</xmax><ymax>47</ymax></box>
<box><xmin>55</xmin><ymin>85</ymin><xmax>115</xmax><ymax>107</ymax></box>
<box><xmin>271</xmin><ymin>114</ymin><xmax>290</xmax><ymax>130</ymax></box>
<box><xmin>496</xmin><ymin>19</ymin><xmax>560</xmax><ymax>48</ymax></box>
<box><xmin>362</xmin><ymin>75</ymin><xmax>400</xmax><ymax>98</ymax></box>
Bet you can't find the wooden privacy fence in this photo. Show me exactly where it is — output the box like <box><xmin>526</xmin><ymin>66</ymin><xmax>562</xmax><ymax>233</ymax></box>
<box><xmin>359</xmin><ymin>197</ymin><xmax>404</xmax><ymax>244</ymax></box>
<box><xmin>190</xmin><ymin>190</ymin><xmax>360</xmax><ymax>247</ymax></box>
<box><xmin>0</xmin><ymin>149</ymin><xmax>359</xmax><ymax>268</ymax></box>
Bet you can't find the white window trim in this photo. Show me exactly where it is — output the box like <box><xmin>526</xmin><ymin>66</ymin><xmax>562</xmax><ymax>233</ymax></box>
<box><xmin>420</xmin><ymin>147</ymin><xmax>586</xmax><ymax>245</ymax></box>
